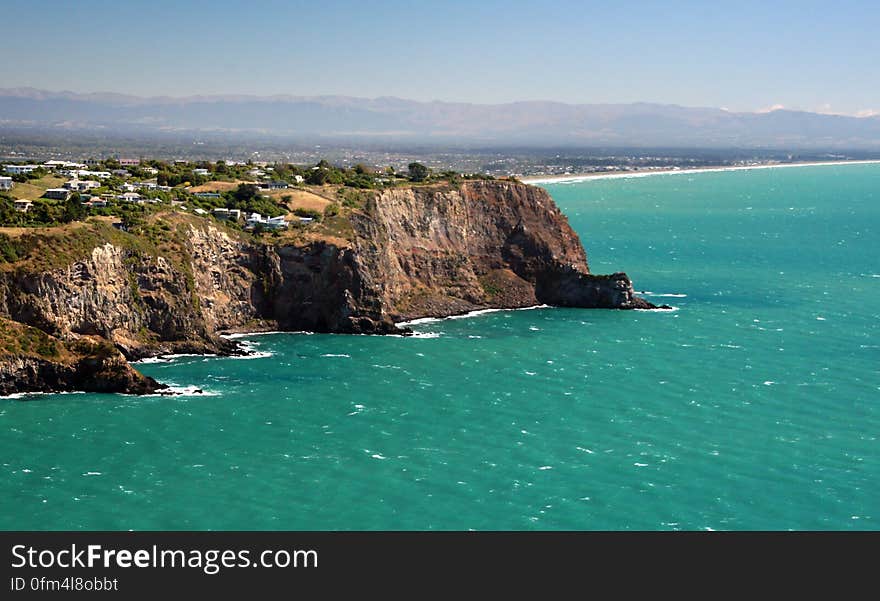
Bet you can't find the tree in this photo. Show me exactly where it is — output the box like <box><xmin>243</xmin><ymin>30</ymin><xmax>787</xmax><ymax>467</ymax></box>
<box><xmin>408</xmin><ymin>162</ymin><xmax>429</xmax><ymax>182</ymax></box>
<box><xmin>233</xmin><ymin>183</ymin><xmax>260</xmax><ymax>203</ymax></box>
<box><xmin>61</xmin><ymin>194</ymin><xmax>86</xmax><ymax>223</ymax></box>
<box><xmin>306</xmin><ymin>168</ymin><xmax>330</xmax><ymax>186</ymax></box>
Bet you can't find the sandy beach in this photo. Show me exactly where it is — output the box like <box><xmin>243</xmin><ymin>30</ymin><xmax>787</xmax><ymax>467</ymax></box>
<box><xmin>520</xmin><ymin>159</ymin><xmax>880</xmax><ymax>184</ymax></box>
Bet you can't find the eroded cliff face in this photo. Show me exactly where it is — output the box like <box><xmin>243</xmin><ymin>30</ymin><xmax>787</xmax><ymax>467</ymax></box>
<box><xmin>0</xmin><ymin>180</ymin><xmax>653</xmax><ymax>395</ymax></box>
<box><xmin>350</xmin><ymin>181</ymin><xmax>653</xmax><ymax>320</ymax></box>
<box><xmin>0</xmin><ymin>318</ymin><xmax>164</xmax><ymax>396</ymax></box>
<box><xmin>0</xmin><ymin>228</ymin><xmax>249</xmax><ymax>360</ymax></box>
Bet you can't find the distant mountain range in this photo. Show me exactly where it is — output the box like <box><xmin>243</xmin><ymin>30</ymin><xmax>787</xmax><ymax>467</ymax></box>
<box><xmin>2</xmin><ymin>87</ymin><xmax>880</xmax><ymax>148</ymax></box>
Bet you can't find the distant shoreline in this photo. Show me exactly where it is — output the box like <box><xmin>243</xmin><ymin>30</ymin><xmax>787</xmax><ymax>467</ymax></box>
<box><xmin>519</xmin><ymin>159</ymin><xmax>880</xmax><ymax>184</ymax></box>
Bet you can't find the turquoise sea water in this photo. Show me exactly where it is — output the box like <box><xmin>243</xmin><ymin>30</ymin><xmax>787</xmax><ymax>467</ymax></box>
<box><xmin>2</xmin><ymin>163</ymin><xmax>878</xmax><ymax>530</ymax></box>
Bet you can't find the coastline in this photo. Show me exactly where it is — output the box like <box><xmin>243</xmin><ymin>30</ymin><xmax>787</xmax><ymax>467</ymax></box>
<box><xmin>519</xmin><ymin>159</ymin><xmax>880</xmax><ymax>184</ymax></box>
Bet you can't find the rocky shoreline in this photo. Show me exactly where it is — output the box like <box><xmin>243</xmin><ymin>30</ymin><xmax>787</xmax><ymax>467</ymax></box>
<box><xmin>0</xmin><ymin>180</ymin><xmax>657</xmax><ymax>397</ymax></box>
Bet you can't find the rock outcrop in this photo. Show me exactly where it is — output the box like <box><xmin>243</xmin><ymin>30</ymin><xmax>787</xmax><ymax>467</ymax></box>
<box><xmin>0</xmin><ymin>180</ymin><xmax>655</xmax><ymax>396</ymax></box>
<box><xmin>0</xmin><ymin>318</ymin><xmax>165</xmax><ymax>396</ymax></box>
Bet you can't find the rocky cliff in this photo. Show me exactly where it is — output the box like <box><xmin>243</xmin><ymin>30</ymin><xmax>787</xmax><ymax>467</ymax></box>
<box><xmin>0</xmin><ymin>181</ymin><xmax>654</xmax><ymax>396</ymax></box>
<box><xmin>0</xmin><ymin>318</ymin><xmax>164</xmax><ymax>396</ymax></box>
<box><xmin>351</xmin><ymin>181</ymin><xmax>654</xmax><ymax>321</ymax></box>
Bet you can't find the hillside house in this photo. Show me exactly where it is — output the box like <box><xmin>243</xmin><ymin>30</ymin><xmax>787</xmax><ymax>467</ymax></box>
<box><xmin>212</xmin><ymin>208</ymin><xmax>242</xmax><ymax>221</ymax></box>
<box><xmin>246</xmin><ymin>212</ymin><xmax>287</xmax><ymax>230</ymax></box>
<box><xmin>14</xmin><ymin>200</ymin><xmax>32</xmax><ymax>212</ymax></box>
<box><xmin>64</xmin><ymin>179</ymin><xmax>100</xmax><ymax>192</ymax></box>
<box><xmin>4</xmin><ymin>164</ymin><xmax>40</xmax><ymax>175</ymax></box>
<box><xmin>44</xmin><ymin>188</ymin><xmax>71</xmax><ymax>200</ymax></box>
<box><xmin>259</xmin><ymin>180</ymin><xmax>289</xmax><ymax>190</ymax></box>
<box><xmin>0</xmin><ymin>176</ymin><xmax>12</xmax><ymax>190</ymax></box>
<box><xmin>44</xmin><ymin>161</ymin><xmax>86</xmax><ymax>170</ymax></box>
<box><xmin>76</xmin><ymin>170</ymin><xmax>111</xmax><ymax>179</ymax></box>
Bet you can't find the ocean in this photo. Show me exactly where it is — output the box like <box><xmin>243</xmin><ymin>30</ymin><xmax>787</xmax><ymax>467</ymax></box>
<box><xmin>2</xmin><ymin>163</ymin><xmax>878</xmax><ymax>530</ymax></box>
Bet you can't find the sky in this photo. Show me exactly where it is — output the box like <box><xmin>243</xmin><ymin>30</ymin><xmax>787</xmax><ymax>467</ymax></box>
<box><xmin>1</xmin><ymin>0</ymin><xmax>877</xmax><ymax>116</ymax></box>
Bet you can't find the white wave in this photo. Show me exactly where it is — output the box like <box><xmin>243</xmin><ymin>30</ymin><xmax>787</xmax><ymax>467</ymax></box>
<box><xmin>135</xmin><ymin>345</ymin><xmax>273</xmax><ymax>363</ymax></box>
<box><xmin>221</xmin><ymin>330</ymin><xmax>291</xmax><ymax>339</ymax></box>
<box><xmin>642</xmin><ymin>292</ymin><xmax>688</xmax><ymax>298</ymax></box>
<box><xmin>133</xmin><ymin>356</ymin><xmax>171</xmax><ymax>364</ymax></box>
<box><xmin>396</xmin><ymin>304</ymin><xmax>549</xmax><ymax>327</ymax></box>
<box><xmin>398</xmin><ymin>316</ymin><xmax>442</xmax><ymax>326</ymax></box>
<box><xmin>232</xmin><ymin>350</ymin><xmax>273</xmax><ymax>359</ymax></box>
<box><xmin>635</xmin><ymin>305</ymin><xmax>679</xmax><ymax>312</ymax></box>
<box><xmin>522</xmin><ymin>160</ymin><xmax>880</xmax><ymax>185</ymax></box>
<box><xmin>321</xmin><ymin>353</ymin><xmax>351</xmax><ymax>358</ymax></box>
<box><xmin>133</xmin><ymin>353</ymin><xmax>218</xmax><ymax>364</ymax></box>
<box><xmin>1</xmin><ymin>390</ymin><xmax>86</xmax><ymax>399</ymax></box>
<box><xmin>407</xmin><ymin>332</ymin><xmax>442</xmax><ymax>339</ymax></box>
<box><xmin>140</xmin><ymin>385</ymin><xmax>220</xmax><ymax>398</ymax></box>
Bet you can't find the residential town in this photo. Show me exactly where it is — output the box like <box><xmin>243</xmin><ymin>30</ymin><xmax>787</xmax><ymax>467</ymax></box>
<box><xmin>0</xmin><ymin>157</ymin><xmax>409</xmax><ymax>231</ymax></box>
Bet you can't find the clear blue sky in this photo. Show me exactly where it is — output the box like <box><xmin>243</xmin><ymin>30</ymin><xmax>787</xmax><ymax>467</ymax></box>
<box><xmin>1</xmin><ymin>0</ymin><xmax>877</xmax><ymax>115</ymax></box>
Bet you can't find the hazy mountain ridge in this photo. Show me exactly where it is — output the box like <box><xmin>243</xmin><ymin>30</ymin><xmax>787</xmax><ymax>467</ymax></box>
<box><xmin>2</xmin><ymin>88</ymin><xmax>879</xmax><ymax>148</ymax></box>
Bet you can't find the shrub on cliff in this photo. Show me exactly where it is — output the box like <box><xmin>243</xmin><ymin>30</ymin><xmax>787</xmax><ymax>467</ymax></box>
<box><xmin>408</xmin><ymin>162</ymin><xmax>429</xmax><ymax>182</ymax></box>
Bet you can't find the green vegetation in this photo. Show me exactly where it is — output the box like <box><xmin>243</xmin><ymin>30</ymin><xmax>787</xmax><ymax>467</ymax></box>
<box><xmin>0</xmin><ymin>233</ymin><xmax>25</xmax><ymax>263</ymax></box>
<box><xmin>293</xmin><ymin>207</ymin><xmax>322</xmax><ymax>221</ymax></box>
<box><xmin>408</xmin><ymin>162</ymin><xmax>430</xmax><ymax>182</ymax></box>
<box><xmin>0</xmin><ymin>320</ymin><xmax>59</xmax><ymax>358</ymax></box>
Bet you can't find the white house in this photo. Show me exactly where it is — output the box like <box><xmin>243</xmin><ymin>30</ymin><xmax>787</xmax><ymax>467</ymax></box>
<box><xmin>4</xmin><ymin>164</ymin><xmax>40</xmax><ymax>175</ymax></box>
<box><xmin>117</xmin><ymin>192</ymin><xmax>144</xmax><ymax>203</ymax></box>
<box><xmin>64</xmin><ymin>179</ymin><xmax>100</xmax><ymax>192</ymax></box>
<box><xmin>192</xmin><ymin>168</ymin><xmax>210</xmax><ymax>176</ymax></box>
<box><xmin>118</xmin><ymin>158</ymin><xmax>140</xmax><ymax>166</ymax></box>
<box><xmin>0</xmin><ymin>176</ymin><xmax>12</xmax><ymax>190</ymax></box>
<box><xmin>246</xmin><ymin>212</ymin><xmax>287</xmax><ymax>230</ymax></box>
<box><xmin>76</xmin><ymin>170</ymin><xmax>111</xmax><ymax>179</ymax></box>
<box><xmin>14</xmin><ymin>200</ymin><xmax>32</xmax><ymax>212</ymax></box>
<box><xmin>44</xmin><ymin>160</ymin><xmax>86</xmax><ymax>170</ymax></box>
